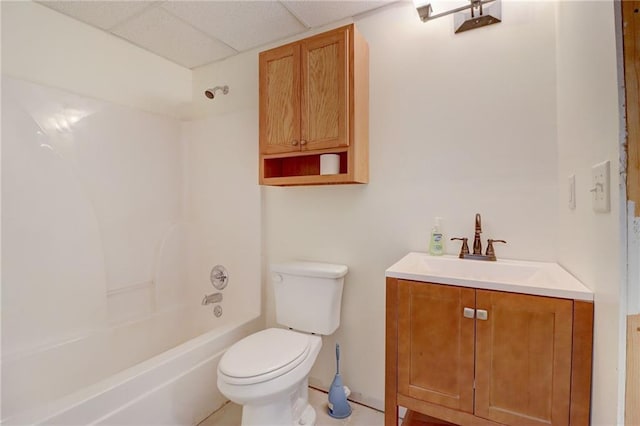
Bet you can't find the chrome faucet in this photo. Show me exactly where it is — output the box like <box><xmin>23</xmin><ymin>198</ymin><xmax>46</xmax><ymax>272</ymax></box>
<box><xmin>202</xmin><ymin>292</ymin><xmax>223</xmax><ymax>305</ymax></box>
<box><xmin>451</xmin><ymin>213</ymin><xmax>507</xmax><ymax>261</ymax></box>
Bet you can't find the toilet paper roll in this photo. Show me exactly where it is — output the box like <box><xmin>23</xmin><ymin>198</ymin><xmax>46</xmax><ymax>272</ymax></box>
<box><xmin>320</xmin><ymin>154</ymin><xmax>340</xmax><ymax>175</ymax></box>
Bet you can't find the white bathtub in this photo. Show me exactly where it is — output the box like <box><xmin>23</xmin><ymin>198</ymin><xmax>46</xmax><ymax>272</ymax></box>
<box><xmin>2</xmin><ymin>308</ymin><xmax>262</xmax><ymax>425</ymax></box>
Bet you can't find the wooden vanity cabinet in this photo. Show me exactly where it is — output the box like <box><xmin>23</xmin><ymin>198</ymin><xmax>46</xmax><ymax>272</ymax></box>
<box><xmin>387</xmin><ymin>278</ymin><xmax>594</xmax><ymax>426</ymax></box>
<box><xmin>258</xmin><ymin>24</ymin><xmax>369</xmax><ymax>186</ymax></box>
<box><xmin>397</xmin><ymin>282</ymin><xmax>475</xmax><ymax>413</ymax></box>
<box><xmin>475</xmin><ymin>290</ymin><xmax>573</xmax><ymax>426</ymax></box>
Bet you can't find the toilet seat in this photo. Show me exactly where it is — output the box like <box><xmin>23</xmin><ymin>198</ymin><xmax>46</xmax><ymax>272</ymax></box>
<box><xmin>218</xmin><ymin>328</ymin><xmax>311</xmax><ymax>385</ymax></box>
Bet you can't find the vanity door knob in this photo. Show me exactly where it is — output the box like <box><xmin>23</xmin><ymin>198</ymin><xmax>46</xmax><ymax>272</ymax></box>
<box><xmin>300</xmin><ymin>140</ymin><xmax>307</xmax><ymax>146</ymax></box>
<box><xmin>476</xmin><ymin>309</ymin><xmax>488</xmax><ymax>320</ymax></box>
<box><xmin>463</xmin><ymin>307</ymin><xmax>475</xmax><ymax>319</ymax></box>
<box><xmin>291</xmin><ymin>140</ymin><xmax>299</xmax><ymax>146</ymax></box>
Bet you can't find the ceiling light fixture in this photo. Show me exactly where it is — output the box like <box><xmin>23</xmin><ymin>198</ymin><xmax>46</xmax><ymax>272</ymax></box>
<box><xmin>412</xmin><ymin>0</ymin><xmax>502</xmax><ymax>33</ymax></box>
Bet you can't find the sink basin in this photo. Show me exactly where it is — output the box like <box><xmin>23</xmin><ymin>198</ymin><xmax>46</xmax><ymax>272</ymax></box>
<box><xmin>419</xmin><ymin>256</ymin><xmax>542</xmax><ymax>283</ymax></box>
<box><xmin>385</xmin><ymin>253</ymin><xmax>593</xmax><ymax>301</ymax></box>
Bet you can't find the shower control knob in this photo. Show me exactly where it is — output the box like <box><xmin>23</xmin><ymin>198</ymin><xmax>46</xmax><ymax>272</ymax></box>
<box><xmin>210</xmin><ymin>265</ymin><xmax>229</xmax><ymax>290</ymax></box>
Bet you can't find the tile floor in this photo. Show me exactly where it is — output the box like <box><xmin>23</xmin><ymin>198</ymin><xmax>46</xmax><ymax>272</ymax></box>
<box><xmin>199</xmin><ymin>387</ymin><xmax>385</xmax><ymax>425</ymax></box>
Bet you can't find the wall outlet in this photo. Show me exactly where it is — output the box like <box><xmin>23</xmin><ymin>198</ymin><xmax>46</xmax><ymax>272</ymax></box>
<box><xmin>591</xmin><ymin>160</ymin><xmax>610</xmax><ymax>213</ymax></box>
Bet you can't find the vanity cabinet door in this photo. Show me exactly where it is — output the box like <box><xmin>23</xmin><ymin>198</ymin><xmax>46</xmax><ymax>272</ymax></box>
<box><xmin>300</xmin><ymin>27</ymin><xmax>348</xmax><ymax>152</ymax></box>
<box><xmin>475</xmin><ymin>290</ymin><xmax>573</xmax><ymax>426</ymax></box>
<box><xmin>259</xmin><ymin>43</ymin><xmax>301</xmax><ymax>155</ymax></box>
<box><xmin>397</xmin><ymin>280</ymin><xmax>475</xmax><ymax>413</ymax></box>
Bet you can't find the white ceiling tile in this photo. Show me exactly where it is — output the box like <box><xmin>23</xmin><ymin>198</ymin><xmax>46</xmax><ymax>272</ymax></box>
<box><xmin>37</xmin><ymin>1</ymin><xmax>157</xmax><ymax>30</ymax></box>
<box><xmin>161</xmin><ymin>1</ymin><xmax>307</xmax><ymax>51</ymax></box>
<box><xmin>37</xmin><ymin>0</ymin><xmax>397</xmax><ymax>68</ymax></box>
<box><xmin>112</xmin><ymin>6</ymin><xmax>237</xmax><ymax>68</ymax></box>
<box><xmin>281</xmin><ymin>0</ymin><xmax>395</xmax><ymax>27</ymax></box>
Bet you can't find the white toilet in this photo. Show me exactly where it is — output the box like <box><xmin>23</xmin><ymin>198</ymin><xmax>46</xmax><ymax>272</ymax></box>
<box><xmin>217</xmin><ymin>261</ymin><xmax>348</xmax><ymax>426</ymax></box>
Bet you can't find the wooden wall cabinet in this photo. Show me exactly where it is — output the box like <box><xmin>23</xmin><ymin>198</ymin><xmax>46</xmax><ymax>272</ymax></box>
<box><xmin>258</xmin><ymin>24</ymin><xmax>369</xmax><ymax>186</ymax></box>
<box><xmin>387</xmin><ymin>278</ymin><xmax>594</xmax><ymax>426</ymax></box>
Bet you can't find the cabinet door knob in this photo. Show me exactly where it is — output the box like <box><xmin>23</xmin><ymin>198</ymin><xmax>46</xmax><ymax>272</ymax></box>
<box><xmin>300</xmin><ymin>139</ymin><xmax>307</xmax><ymax>146</ymax></box>
<box><xmin>476</xmin><ymin>309</ymin><xmax>488</xmax><ymax>320</ymax></box>
<box><xmin>291</xmin><ymin>140</ymin><xmax>299</xmax><ymax>146</ymax></box>
<box><xmin>463</xmin><ymin>307</ymin><xmax>475</xmax><ymax>319</ymax></box>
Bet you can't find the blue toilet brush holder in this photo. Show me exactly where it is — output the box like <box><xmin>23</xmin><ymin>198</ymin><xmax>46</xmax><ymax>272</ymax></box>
<box><xmin>327</xmin><ymin>343</ymin><xmax>352</xmax><ymax>419</ymax></box>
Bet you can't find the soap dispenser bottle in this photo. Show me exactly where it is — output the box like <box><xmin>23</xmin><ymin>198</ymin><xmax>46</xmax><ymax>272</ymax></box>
<box><xmin>429</xmin><ymin>217</ymin><xmax>444</xmax><ymax>256</ymax></box>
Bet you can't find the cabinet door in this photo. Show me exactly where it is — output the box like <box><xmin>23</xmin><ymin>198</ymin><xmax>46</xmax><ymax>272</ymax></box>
<box><xmin>397</xmin><ymin>280</ymin><xmax>475</xmax><ymax>413</ymax></box>
<box><xmin>259</xmin><ymin>43</ymin><xmax>301</xmax><ymax>154</ymax></box>
<box><xmin>475</xmin><ymin>290</ymin><xmax>573</xmax><ymax>426</ymax></box>
<box><xmin>300</xmin><ymin>27</ymin><xmax>348</xmax><ymax>151</ymax></box>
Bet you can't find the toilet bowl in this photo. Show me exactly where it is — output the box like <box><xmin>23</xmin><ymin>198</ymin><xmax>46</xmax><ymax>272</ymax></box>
<box><xmin>217</xmin><ymin>328</ymin><xmax>322</xmax><ymax>426</ymax></box>
<box><xmin>216</xmin><ymin>261</ymin><xmax>348</xmax><ymax>426</ymax></box>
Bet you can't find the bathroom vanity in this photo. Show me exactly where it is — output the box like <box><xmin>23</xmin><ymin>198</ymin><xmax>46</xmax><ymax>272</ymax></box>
<box><xmin>385</xmin><ymin>253</ymin><xmax>594</xmax><ymax>426</ymax></box>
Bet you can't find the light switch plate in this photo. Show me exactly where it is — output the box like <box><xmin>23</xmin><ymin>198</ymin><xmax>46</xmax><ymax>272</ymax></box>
<box><xmin>591</xmin><ymin>160</ymin><xmax>610</xmax><ymax>213</ymax></box>
<box><xmin>568</xmin><ymin>174</ymin><xmax>576</xmax><ymax>210</ymax></box>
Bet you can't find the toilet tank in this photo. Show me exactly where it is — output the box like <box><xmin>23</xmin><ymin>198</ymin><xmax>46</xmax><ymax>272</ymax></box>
<box><xmin>271</xmin><ymin>261</ymin><xmax>348</xmax><ymax>335</ymax></box>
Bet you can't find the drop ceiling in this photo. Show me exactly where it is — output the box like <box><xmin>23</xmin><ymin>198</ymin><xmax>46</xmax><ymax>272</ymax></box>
<box><xmin>38</xmin><ymin>1</ymin><xmax>397</xmax><ymax>69</ymax></box>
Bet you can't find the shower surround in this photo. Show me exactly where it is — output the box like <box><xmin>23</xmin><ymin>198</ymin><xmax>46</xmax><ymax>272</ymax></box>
<box><xmin>1</xmin><ymin>76</ymin><xmax>261</xmax><ymax>424</ymax></box>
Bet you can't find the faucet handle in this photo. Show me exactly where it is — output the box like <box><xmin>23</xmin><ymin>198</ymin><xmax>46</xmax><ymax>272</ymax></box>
<box><xmin>486</xmin><ymin>239</ymin><xmax>507</xmax><ymax>261</ymax></box>
<box><xmin>451</xmin><ymin>237</ymin><xmax>470</xmax><ymax>258</ymax></box>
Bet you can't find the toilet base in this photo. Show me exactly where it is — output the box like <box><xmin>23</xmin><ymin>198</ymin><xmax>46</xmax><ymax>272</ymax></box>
<box><xmin>298</xmin><ymin>404</ymin><xmax>317</xmax><ymax>426</ymax></box>
<box><xmin>240</xmin><ymin>379</ymin><xmax>316</xmax><ymax>426</ymax></box>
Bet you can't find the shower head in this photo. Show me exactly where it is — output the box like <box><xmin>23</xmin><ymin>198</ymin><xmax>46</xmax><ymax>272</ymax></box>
<box><xmin>204</xmin><ymin>85</ymin><xmax>229</xmax><ymax>99</ymax></box>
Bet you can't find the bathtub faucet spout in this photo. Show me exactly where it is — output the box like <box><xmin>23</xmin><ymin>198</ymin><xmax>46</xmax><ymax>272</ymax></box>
<box><xmin>202</xmin><ymin>292</ymin><xmax>223</xmax><ymax>305</ymax></box>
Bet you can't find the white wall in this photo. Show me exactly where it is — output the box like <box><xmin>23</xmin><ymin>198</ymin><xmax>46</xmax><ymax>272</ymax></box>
<box><xmin>1</xmin><ymin>0</ymin><xmax>262</xmax><ymax>420</ymax></box>
<box><xmin>181</xmin><ymin>115</ymin><xmax>262</xmax><ymax>327</ymax></box>
<box><xmin>1</xmin><ymin>0</ymin><xmax>194</xmax><ymax>355</ymax></box>
<box><xmin>1</xmin><ymin>2</ymin><xmax>193</xmax><ymax>418</ymax></box>
<box><xmin>2</xmin><ymin>0</ymin><xmax>626</xmax><ymax>422</ymax></box>
<box><xmin>261</xmin><ymin>1</ymin><xmax>560</xmax><ymax>409</ymax></box>
<box><xmin>183</xmin><ymin>1</ymin><xmax>627</xmax><ymax>420</ymax></box>
<box><xmin>190</xmin><ymin>51</ymin><xmax>258</xmax><ymax>120</ymax></box>
<box><xmin>186</xmin><ymin>52</ymin><xmax>262</xmax><ymax>336</ymax></box>
<box><xmin>1</xmin><ymin>1</ymin><xmax>192</xmax><ymax>118</ymax></box>
<box><xmin>1</xmin><ymin>76</ymin><xmax>186</xmax><ymax>418</ymax></box>
<box><xmin>555</xmin><ymin>1</ymin><xmax>623</xmax><ymax>424</ymax></box>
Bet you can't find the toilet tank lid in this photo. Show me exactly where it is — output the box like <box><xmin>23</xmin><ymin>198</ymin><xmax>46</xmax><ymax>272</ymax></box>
<box><xmin>271</xmin><ymin>261</ymin><xmax>348</xmax><ymax>279</ymax></box>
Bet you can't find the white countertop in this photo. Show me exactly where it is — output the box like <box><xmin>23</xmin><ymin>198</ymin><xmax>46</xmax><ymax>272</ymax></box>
<box><xmin>385</xmin><ymin>252</ymin><xmax>593</xmax><ymax>301</ymax></box>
